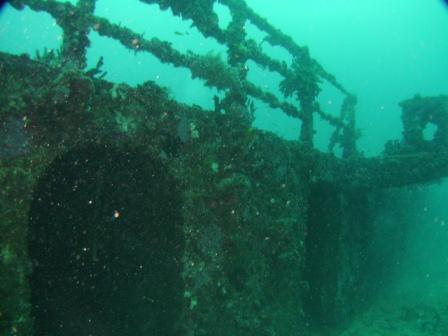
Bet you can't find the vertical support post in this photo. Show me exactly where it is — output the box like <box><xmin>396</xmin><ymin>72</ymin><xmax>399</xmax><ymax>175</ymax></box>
<box><xmin>222</xmin><ymin>7</ymin><xmax>253</xmax><ymax>125</ymax></box>
<box><xmin>226</xmin><ymin>10</ymin><xmax>247</xmax><ymax>68</ymax></box>
<box><xmin>341</xmin><ymin>95</ymin><xmax>357</xmax><ymax>158</ymax></box>
<box><xmin>295</xmin><ymin>50</ymin><xmax>319</xmax><ymax>149</ymax></box>
<box><xmin>299</xmin><ymin>98</ymin><xmax>315</xmax><ymax>148</ymax></box>
<box><xmin>59</xmin><ymin>0</ymin><xmax>97</xmax><ymax>69</ymax></box>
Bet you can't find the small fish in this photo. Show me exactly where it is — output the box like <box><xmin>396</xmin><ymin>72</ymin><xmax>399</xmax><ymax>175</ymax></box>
<box><xmin>174</xmin><ymin>31</ymin><xmax>189</xmax><ymax>36</ymax></box>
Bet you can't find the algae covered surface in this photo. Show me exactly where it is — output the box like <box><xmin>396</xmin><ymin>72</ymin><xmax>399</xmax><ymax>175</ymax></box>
<box><xmin>1</xmin><ymin>0</ymin><xmax>448</xmax><ymax>335</ymax></box>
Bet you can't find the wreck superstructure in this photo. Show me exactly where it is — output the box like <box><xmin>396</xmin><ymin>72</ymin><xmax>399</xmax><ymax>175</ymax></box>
<box><xmin>1</xmin><ymin>0</ymin><xmax>448</xmax><ymax>335</ymax></box>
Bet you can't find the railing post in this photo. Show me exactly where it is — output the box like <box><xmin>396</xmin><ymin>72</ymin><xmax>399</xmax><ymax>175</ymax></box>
<box><xmin>299</xmin><ymin>96</ymin><xmax>315</xmax><ymax>148</ymax></box>
<box><xmin>223</xmin><ymin>8</ymin><xmax>253</xmax><ymax>125</ymax></box>
<box><xmin>341</xmin><ymin>95</ymin><xmax>357</xmax><ymax>158</ymax></box>
<box><xmin>60</xmin><ymin>0</ymin><xmax>96</xmax><ymax>69</ymax></box>
<box><xmin>280</xmin><ymin>49</ymin><xmax>320</xmax><ymax>148</ymax></box>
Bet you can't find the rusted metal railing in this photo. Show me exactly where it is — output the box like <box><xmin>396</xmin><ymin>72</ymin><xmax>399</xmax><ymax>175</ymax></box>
<box><xmin>8</xmin><ymin>0</ymin><xmax>358</xmax><ymax>154</ymax></box>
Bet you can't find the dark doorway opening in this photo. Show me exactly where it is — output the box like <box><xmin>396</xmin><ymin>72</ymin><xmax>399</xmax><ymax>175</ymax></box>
<box><xmin>303</xmin><ymin>183</ymin><xmax>373</xmax><ymax>332</ymax></box>
<box><xmin>28</xmin><ymin>145</ymin><xmax>184</xmax><ymax>336</ymax></box>
<box><xmin>303</xmin><ymin>182</ymin><xmax>342</xmax><ymax>330</ymax></box>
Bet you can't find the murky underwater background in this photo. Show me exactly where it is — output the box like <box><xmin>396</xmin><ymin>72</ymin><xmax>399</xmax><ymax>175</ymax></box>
<box><xmin>1</xmin><ymin>0</ymin><xmax>448</xmax><ymax>335</ymax></box>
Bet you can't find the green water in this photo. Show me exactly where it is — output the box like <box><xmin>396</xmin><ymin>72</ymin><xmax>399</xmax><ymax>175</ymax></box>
<box><xmin>1</xmin><ymin>1</ymin><xmax>448</xmax><ymax>335</ymax></box>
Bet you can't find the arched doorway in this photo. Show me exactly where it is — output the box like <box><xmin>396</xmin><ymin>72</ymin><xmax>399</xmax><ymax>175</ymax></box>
<box><xmin>28</xmin><ymin>145</ymin><xmax>184</xmax><ymax>335</ymax></box>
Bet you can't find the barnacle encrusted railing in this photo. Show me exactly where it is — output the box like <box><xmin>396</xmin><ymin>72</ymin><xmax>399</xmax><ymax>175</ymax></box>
<box><xmin>8</xmin><ymin>0</ymin><xmax>357</xmax><ymax>155</ymax></box>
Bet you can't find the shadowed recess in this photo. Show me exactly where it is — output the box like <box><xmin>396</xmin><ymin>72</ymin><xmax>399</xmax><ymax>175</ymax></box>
<box><xmin>304</xmin><ymin>182</ymin><xmax>341</xmax><ymax>330</ymax></box>
<box><xmin>28</xmin><ymin>145</ymin><xmax>184</xmax><ymax>336</ymax></box>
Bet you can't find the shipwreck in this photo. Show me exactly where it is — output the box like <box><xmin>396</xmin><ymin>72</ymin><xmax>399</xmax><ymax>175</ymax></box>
<box><xmin>1</xmin><ymin>0</ymin><xmax>447</xmax><ymax>335</ymax></box>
